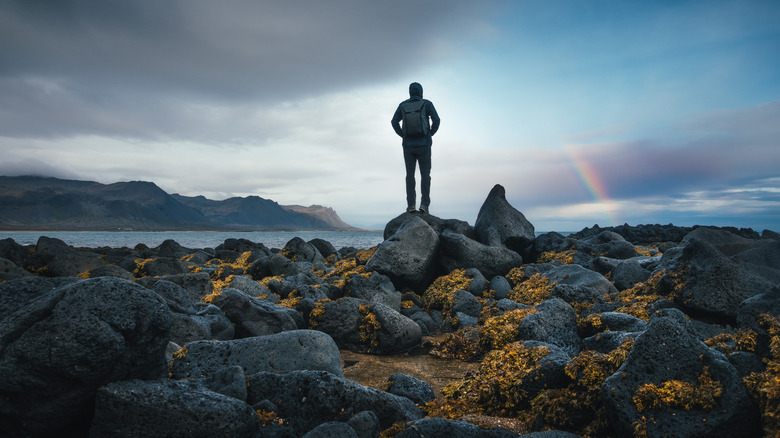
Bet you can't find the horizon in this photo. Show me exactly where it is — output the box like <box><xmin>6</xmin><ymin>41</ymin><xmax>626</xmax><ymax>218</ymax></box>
<box><xmin>1</xmin><ymin>1</ymin><xmax>778</xmax><ymax>231</ymax></box>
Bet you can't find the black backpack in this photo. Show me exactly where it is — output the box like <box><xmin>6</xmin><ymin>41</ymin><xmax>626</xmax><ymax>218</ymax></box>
<box><xmin>400</xmin><ymin>100</ymin><xmax>429</xmax><ymax>138</ymax></box>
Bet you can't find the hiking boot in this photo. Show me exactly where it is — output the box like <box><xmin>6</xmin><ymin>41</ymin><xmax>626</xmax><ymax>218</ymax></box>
<box><xmin>419</xmin><ymin>205</ymin><xmax>429</xmax><ymax>214</ymax></box>
<box><xmin>406</xmin><ymin>206</ymin><xmax>417</xmax><ymax>213</ymax></box>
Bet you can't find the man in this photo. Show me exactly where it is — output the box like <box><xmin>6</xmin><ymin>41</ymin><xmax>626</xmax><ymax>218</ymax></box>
<box><xmin>391</xmin><ymin>82</ymin><xmax>440</xmax><ymax>214</ymax></box>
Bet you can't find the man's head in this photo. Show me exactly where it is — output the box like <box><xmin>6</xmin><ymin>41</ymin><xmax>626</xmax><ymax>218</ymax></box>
<box><xmin>409</xmin><ymin>82</ymin><xmax>423</xmax><ymax>99</ymax></box>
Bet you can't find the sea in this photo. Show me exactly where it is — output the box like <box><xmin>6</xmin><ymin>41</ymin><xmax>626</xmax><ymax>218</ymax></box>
<box><xmin>0</xmin><ymin>230</ymin><xmax>569</xmax><ymax>251</ymax></box>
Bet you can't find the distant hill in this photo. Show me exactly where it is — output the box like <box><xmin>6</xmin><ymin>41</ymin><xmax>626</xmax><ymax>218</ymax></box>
<box><xmin>0</xmin><ymin>176</ymin><xmax>356</xmax><ymax>231</ymax></box>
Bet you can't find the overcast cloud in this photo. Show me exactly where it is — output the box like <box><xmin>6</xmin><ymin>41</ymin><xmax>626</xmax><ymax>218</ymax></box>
<box><xmin>1</xmin><ymin>0</ymin><xmax>778</xmax><ymax>231</ymax></box>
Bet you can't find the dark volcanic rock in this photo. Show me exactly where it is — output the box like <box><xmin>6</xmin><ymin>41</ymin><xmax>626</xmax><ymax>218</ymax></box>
<box><xmin>246</xmin><ymin>370</ymin><xmax>422</xmax><ymax>436</ymax></box>
<box><xmin>517</xmin><ymin>299</ymin><xmax>581</xmax><ymax>356</ymax></box>
<box><xmin>90</xmin><ymin>379</ymin><xmax>260</xmax><ymax>438</ymax></box>
<box><xmin>170</xmin><ymin>329</ymin><xmax>343</xmax><ymax>379</ymax></box>
<box><xmin>22</xmin><ymin>236</ymin><xmax>104</xmax><ymax>277</ymax></box>
<box><xmin>439</xmin><ymin>229</ymin><xmax>523</xmax><ymax>279</ymax></box>
<box><xmin>309</xmin><ymin>297</ymin><xmax>422</xmax><ymax>354</ymax></box>
<box><xmin>383</xmin><ymin>212</ymin><xmax>476</xmax><ymax>241</ymax></box>
<box><xmin>396</xmin><ymin>417</ymin><xmax>521</xmax><ymax>437</ymax></box>
<box><xmin>601</xmin><ymin>308</ymin><xmax>759</xmax><ymax>438</ymax></box>
<box><xmin>212</xmin><ymin>288</ymin><xmax>304</xmax><ymax>337</ymax></box>
<box><xmin>0</xmin><ymin>277</ymin><xmax>172</xmax><ymax>437</ymax></box>
<box><xmin>136</xmin><ymin>272</ymin><xmax>214</xmax><ymax>302</ymax></box>
<box><xmin>474</xmin><ymin>184</ymin><xmax>535</xmax><ymax>253</ymax></box>
<box><xmin>366</xmin><ymin>216</ymin><xmax>440</xmax><ymax>290</ymax></box>
<box><xmin>385</xmin><ymin>373</ymin><xmax>436</xmax><ymax>405</ymax></box>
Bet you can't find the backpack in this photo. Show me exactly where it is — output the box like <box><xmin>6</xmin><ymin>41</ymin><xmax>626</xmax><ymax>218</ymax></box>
<box><xmin>400</xmin><ymin>100</ymin><xmax>429</xmax><ymax>137</ymax></box>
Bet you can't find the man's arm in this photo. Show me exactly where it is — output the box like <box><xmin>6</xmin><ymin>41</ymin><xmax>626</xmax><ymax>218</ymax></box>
<box><xmin>427</xmin><ymin>101</ymin><xmax>440</xmax><ymax>136</ymax></box>
<box><xmin>391</xmin><ymin>105</ymin><xmax>404</xmax><ymax>137</ymax></box>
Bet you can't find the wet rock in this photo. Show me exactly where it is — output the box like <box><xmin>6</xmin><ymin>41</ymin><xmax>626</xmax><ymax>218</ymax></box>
<box><xmin>366</xmin><ymin>216</ymin><xmax>440</xmax><ymax>290</ymax></box>
<box><xmin>90</xmin><ymin>379</ymin><xmax>259</xmax><ymax>438</ymax></box>
<box><xmin>170</xmin><ymin>329</ymin><xmax>343</xmax><ymax>379</ymax></box>
<box><xmin>439</xmin><ymin>229</ymin><xmax>523</xmax><ymax>279</ymax></box>
<box><xmin>451</xmin><ymin>289</ymin><xmax>482</xmax><ymax>318</ymax></box>
<box><xmin>246</xmin><ymin>370</ymin><xmax>422</xmax><ymax>436</ymax></box>
<box><xmin>0</xmin><ymin>277</ymin><xmax>172</xmax><ymax>437</ymax></box>
<box><xmin>395</xmin><ymin>417</ymin><xmax>520</xmax><ymax>437</ymax></box>
<box><xmin>601</xmin><ymin>308</ymin><xmax>760</xmax><ymax>438</ymax></box>
<box><xmin>474</xmin><ymin>184</ymin><xmax>535</xmax><ymax>253</ymax></box>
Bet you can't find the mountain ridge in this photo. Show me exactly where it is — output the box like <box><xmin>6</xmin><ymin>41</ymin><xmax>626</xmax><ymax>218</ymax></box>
<box><xmin>0</xmin><ymin>176</ymin><xmax>358</xmax><ymax>231</ymax></box>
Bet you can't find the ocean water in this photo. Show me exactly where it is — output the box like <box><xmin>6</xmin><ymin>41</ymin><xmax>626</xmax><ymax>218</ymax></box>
<box><xmin>0</xmin><ymin>230</ymin><xmax>386</xmax><ymax>250</ymax></box>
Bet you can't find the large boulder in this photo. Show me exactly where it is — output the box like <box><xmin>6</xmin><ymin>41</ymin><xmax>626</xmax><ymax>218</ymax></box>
<box><xmin>282</xmin><ymin>237</ymin><xmax>327</xmax><ymax>264</ymax></box>
<box><xmin>439</xmin><ymin>229</ymin><xmax>523</xmax><ymax>279</ymax></box>
<box><xmin>212</xmin><ymin>288</ymin><xmax>304</xmax><ymax>337</ymax></box>
<box><xmin>543</xmin><ymin>263</ymin><xmax>618</xmax><ymax>296</ymax></box>
<box><xmin>136</xmin><ymin>272</ymin><xmax>214</xmax><ymax>302</ymax></box>
<box><xmin>516</xmin><ymin>299</ymin><xmax>581</xmax><ymax>356</ymax></box>
<box><xmin>385</xmin><ymin>373</ymin><xmax>436</xmax><ymax>405</ymax></box>
<box><xmin>474</xmin><ymin>184</ymin><xmax>535</xmax><ymax>253</ymax></box>
<box><xmin>732</xmin><ymin>239</ymin><xmax>780</xmax><ymax>284</ymax></box>
<box><xmin>0</xmin><ymin>257</ymin><xmax>31</xmax><ymax>280</ymax></box>
<box><xmin>366</xmin><ymin>216</ymin><xmax>440</xmax><ymax>290</ymax></box>
<box><xmin>0</xmin><ymin>277</ymin><xmax>172</xmax><ymax>437</ymax></box>
<box><xmin>601</xmin><ymin>308</ymin><xmax>760</xmax><ymax>437</ymax></box>
<box><xmin>170</xmin><ymin>329</ymin><xmax>343</xmax><ymax>379</ymax></box>
<box><xmin>681</xmin><ymin>227</ymin><xmax>770</xmax><ymax>257</ymax></box>
<box><xmin>661</xmin><ymin>237</ymin><xmax>772</xmax><ymax>320</ymax></box>
<box><xmin>90</xmin><ymin>379</ymin><xmax>259</xmax><ymax>437</ymax></box>
<box><xmin>309</xmin><ymin>297</ymin><xmax>422</xmax><ymax>354</ymax></box>
<box><xmin>383</xmin><ymin>212</ymin><xmax>476</xmax><ymax>241</ymax></box>
<box><xmin>152</xmin><ymin>280</ymin><xmax>234</xmax><ymax>344</ymax></box>
<box><xmin>345</xmin><ymin>272</ymin><xmax>402</xmax><ymax>311</ymax></box>
<box><xmin>247</xmin><ymin>370</ymin><xmax>423</xmax><ymax>436</ymax></box>
<box><xmin>22</xmin><ymin>236</ymin><xmax>104</xmax><ymax>277</ymax></box>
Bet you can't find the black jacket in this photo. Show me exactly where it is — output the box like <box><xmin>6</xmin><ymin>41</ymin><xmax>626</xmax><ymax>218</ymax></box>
<box><xmin>391</xmin><ymin>82</ymin><xmax>440</xmax><ymax>147</ymax></box>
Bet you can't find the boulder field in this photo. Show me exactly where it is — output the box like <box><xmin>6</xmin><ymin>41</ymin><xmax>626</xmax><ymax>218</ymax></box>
<box><xmin>0</xmin><ymin>183</ymin><xmax>778</xmax><ymax>437</ymax></box>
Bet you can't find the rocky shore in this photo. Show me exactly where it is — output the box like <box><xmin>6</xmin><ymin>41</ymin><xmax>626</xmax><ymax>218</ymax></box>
<box><xmin>1</xmin><ymin>183</ymin><xmax>778</xmax><ymax>437</ymax></box>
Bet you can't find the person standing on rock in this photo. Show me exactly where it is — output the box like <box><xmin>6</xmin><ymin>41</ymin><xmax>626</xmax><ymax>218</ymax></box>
<box><xmin>391</xmin><ymin>82</ymin><xmax>440</xmax><ymax>214</ymax></box>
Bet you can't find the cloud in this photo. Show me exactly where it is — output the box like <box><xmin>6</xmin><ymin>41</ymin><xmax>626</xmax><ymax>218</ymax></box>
<box><xmin>0</xmin><ymin>0</ymin><xmax>490</xmax><ymax>140</ymax></box>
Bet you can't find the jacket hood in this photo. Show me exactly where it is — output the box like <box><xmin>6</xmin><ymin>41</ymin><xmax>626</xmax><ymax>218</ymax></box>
<box><xmin>409</xmin><ymin>82</ymin><xmax>423</xmax><ymax>99</ymax></box>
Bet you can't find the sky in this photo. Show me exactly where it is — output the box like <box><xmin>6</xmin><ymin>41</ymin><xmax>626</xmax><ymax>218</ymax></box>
<box><xmin>1</xmin><ymin>0</ymin><xmax>779</xmax><ymax>232</ymax></box>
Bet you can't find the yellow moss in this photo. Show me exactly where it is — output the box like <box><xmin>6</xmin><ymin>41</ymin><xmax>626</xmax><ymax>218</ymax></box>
<box><xmin>566</xmin><ymin>339</ymin><xmax>634</xmax><ymax>391</ymax></box>
<box><xmin>611</xmin><ymin>270</ymin><xmax>671</xmax><ymax>320</ymax></box>
<box><xmin>359</xmin><ymin>303</ymin><xmax>382</xmax><ymax>350</ymax></box>
<box><xmin>537</xmin><ymin>249</ymin><xmax>577</xmax><ymax>264</ymax></box>
<box><xmin>77</xmin><ymin>271</ymin><xmax>91</xmax><ymax>279</ymax></box>
<box><xmin>577</xmin><ymin>313</ymin><xmax>605</xmax><ymax>336</ymax></box>
<box><xmin>635</xmin><ymin>246</ymin><xmax>653</xmax><ymax>257</ymax></box>
<box><xmin>736</xmin><ymin>328</ymin><xmax>758</xmax><ymax>352</ymax></box>
<box><xmin>278</xmin><ymin>296</ymin><xmax>302</xmax><ymax>309</ymax></box>
<box><xmin>307</xmin><ymin>299</ymin><xmax>331</xmax><ymax>328</ymax></box>
<box><xmin>479</xmin><ymin>308</ymin><xmax>538</xmax><ymax>351</ymax></box>
<box><xmin>632</xmin><ymin>366</ymin><xmax>723</xmax><ymax>412</ymax></box>
<box><xmin>506</xmin><ymin>273</ymin><xmax>556</xmax><ymax>306</ymax></box>
<box><xmin>170</xmin><ymin>345</ymin><xmax>188</xmax><ymax>361</ymax></box>
<box><xmin>422</xmin><ymin>269</ymin><xmax>474</xmax><ymax>314</ymax></box>
<box><xmin>355</xmin><ymin>246</ymin><xmax>378</xmax><ymax>265</ymax></box>
<box><xmin>323</xmin><ymin>257</ymin><xmax>371</xmax><ymax>289</ymax></box>
<box><xmin>743</xmin><ymin>313</ymin><xmax>780</xmax><ymax>437</ymax></box>
<box><xmin>132</xmin><ymin>257</ymin><xmax>157</xmax><ymax>277</ymax></box>
<box><xmin>255</xmin><ymin>410</ymin><xmax>281</xmax><ymax>426</ymax></box>
<box><xmin>401</xmin><ymin>300</ymin><xmax>415</xmax><ymax>310</ymax></box>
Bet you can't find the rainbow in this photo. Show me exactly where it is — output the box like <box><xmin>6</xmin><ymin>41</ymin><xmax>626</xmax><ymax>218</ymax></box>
<box><xmin>564</xmin><ymin>145</ymin><xmax>621</xmax><ymax>226</ymax></box>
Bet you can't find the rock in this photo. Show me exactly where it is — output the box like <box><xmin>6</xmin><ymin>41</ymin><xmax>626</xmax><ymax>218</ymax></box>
<box><xmin>170</xmin><ymin>329</ymin><xmax>343</xmax><ymax>379</ymax></box>
<box><xmin>217</xmin><ymin>238</ymin><xmax>271</xmax><ymax>255</ymax></box>
<box><xmin>383</xmin><ymin>212</ymin><xmax>476</xmax><ymax>241</ymax></box>
<box><xmin>247</xmin><ymin>252</ymin><xmax>307</xmax><ymax>280</ymax></box>
<box><xmin>282</xmin><ymin>237</ymin><xmax>327</xmax><ymax>264</ymax></box>
<box><xmin>451</xmin><ymin>289</ymin><xmax>482</xmax><ymax>318</ymax></box>
<box><xmin>543</xmin><ymin>264</ymin><xmax>618</xmax><ymax>296</ymax></box>
<box><xmin>598</xmin><ymin>312</ymin><xmax>648</xmax><ymax>333</ymax></box>
<box><xmin>346</xmin><ymin>410</ymin><xmax>381</xmax><ymax>438</ymax></box>
<box><xmin>22</xmin><ymin>236</ymin><xmax>104</xmax><ymax>277</ymax></box>
<box><xmin>156</xmin><ymin>238</ymin><xmax>189</xmax><ymax>258</ymax></box>
<box><xmin>601</xmin><ymin>308</ymin><xmax>760</xmax><ymax>438</ymax></box>
<box><xmin>662</xmin><ymin>237</ymin><xmax>772</xmax><ymax>320</ymax></box>
<box><xmin>246</xmin><ymin>370</ymin><xmax>423</xmax><ymax>436</ymax></box>
<box><xmin>136</xmin><ymin>272</ymin><xmax>214</xmax><ymax>302</ymax></box>
<box><xmin>0</xmin><ymin>257</ymin><xmax>31</xmax><ymax>280</ymax></box>
<box><xmin>228</xmin><ymin>275</ymin><xmax>274</xmax><ymax>297</ymax></box>
<box><xmin>90</xmin><ymin>379</ymin><xmax>259</xmax><ymax>438</ymax></box>
<box><xmin>490</xmin><ymin>275</ymin><xmax>512</xmax><ymax>300</ymax></box>
<box><xmin>366</xmin><ymin>216</ymin><xmax>440</xmax><ymax>290</ymax></box>
<box><xmin>212</xmin><ymin>288</ymin><xmax>304</xmax><ymax>337</ymax></box>
<box><xmin>682</xmin><ymin>226</ymin><xmax>769</xmax><ymax>257</ymax></box>
<box><xmin>82</xmin><ymin>263</ymin><xmax>135</xmax><ymax>280</ymax></box>
<box><xmin>439</xmin><ymin>229</ymin><xmax>523</xmax><ymax>279</ymax></box>
<box><xmin>310</xmin><ymin>297</ymin><xmax>422</xmax><ymax>354</ymax></box>
<box><xmin>302</xmin><ymin>421</ymin><xmax>359</xmax><ymax>438</ymax></box>
<box><xmin>346</xmin><ymin>272</ymin><xmax>402</xmax><ymax>311</ymax></box>
<box><xmin>474</xmin><ymin>184</ymin><xmax>535</xmax><ymax>253</ymax></box>
<box><xmin>611</xmin><ymin>259</ymin><xmax>651</xmax><ymax>291</ymax></box>
<box><xmin>0</xmin><ymin>277</ymin><xmax>172</xmax><ymax>437</ymax></box>
<box><xmin>582</xmin><ymin>331</ymin><xmax>640</xmax><ymax>353</ymax></box>
<box><xmin>386</xmin><ymin>373</ymin><xmax>436</xmax><ymax>404</ymax></box>
<box><xmin>737</xmin><ymin>291</ymin><xmax>780</xmax><ymax>356</ymax></box>
<box><xmin>0</xmin><ymin>238</ymin><xmax>26</xmax><ymax>266</ymax></box>
<box><xmin>204</xmin><ymin>365</ymin><xmax>248</xmax><ymax>401</ymax></box>
<box><xmin>134</xmin><ymin>256</ymin><xmax>188</xmax><ymax>277</ymax></box>
<box><xmin>549</xmin><ymin>284</ymin><xmax>606</xmax><ymax>309</ymax></box>
<box><xmin>309</xmin><ymin>238</ymin><xmax>339</xmax><ymax>260</ymax></box>
<box><xmin>732</xmin><ymin>239</ymin><xmax>780</xmax><ymax>284</ymax></box>
<box><xmin>395</xmin><ymin>417</ymin><xmax>520</xmax><ymax>437</ymax></box>
<box><xmin>517</xmin><ymin>299</ymin><xmax>580</xmax><ymax>356</ymax></box>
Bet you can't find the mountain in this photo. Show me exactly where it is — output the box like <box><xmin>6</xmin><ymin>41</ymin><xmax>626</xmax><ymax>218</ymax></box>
<box><xmin>282</xmin><ymin>204</ymin><xmax>355</xmax><ymax>230</ymax></box>
<box><xmin>0</xmin><ymin>176</ymin><xmax>355</xmax><ymax>231</ymax></box>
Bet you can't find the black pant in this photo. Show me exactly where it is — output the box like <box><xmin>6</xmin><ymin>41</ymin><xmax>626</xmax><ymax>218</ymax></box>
<box><xmin>403</xmin><ymin>146</ymin><xmax>431</xmax><ymax>208</ymax></box>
